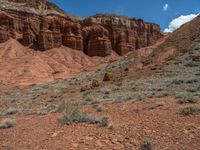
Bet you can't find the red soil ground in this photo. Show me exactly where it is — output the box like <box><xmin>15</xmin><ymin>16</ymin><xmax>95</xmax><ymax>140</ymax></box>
<box><xmin>0</xmin><ymin>98</ymin><xmax>200</xmax><ymax>150</ymax></box>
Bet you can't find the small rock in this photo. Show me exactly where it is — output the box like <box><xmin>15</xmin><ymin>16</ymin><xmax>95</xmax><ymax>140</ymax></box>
<box><xmin>96</xmin><ymin>140</ymin><xmax>103</xmax><ymax>147</ymax></box>
<box><xmin>184</xmin><ymin>130</ymin><xmax>189</xmax><ymax>134</ymax></box>
<box><xmin>72</xmin><ymin>143</ymin><xmax>78</xmax><ymax>148</ymax></box>
<box><xmin>51</xmin><ymin>132</ymin><xmax>58</xmax><ymax>137</ymax></box>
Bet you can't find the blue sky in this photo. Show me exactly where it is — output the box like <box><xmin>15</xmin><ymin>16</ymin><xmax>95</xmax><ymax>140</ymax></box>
<box><xmin>49</xmin><ymin>0</ymin><xmax>200</xmax><ymax>31</ymax></box>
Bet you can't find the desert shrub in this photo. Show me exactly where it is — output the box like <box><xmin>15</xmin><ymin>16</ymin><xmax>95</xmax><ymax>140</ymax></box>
<box><xmin>175</xmin><ymin>92</ymin><xmax>189</xmax><ymax>99</ymax></box>
<box><xmin>0</xmin><ymin>111</ymin><xmax>5</xmax><ymax>116</ymax></box>
<box><xmin>56</xmin><ymin>101</ymin><xmax>80</xmax><ymax>113</ymax></box>
<box><xmin>58</xmin><ymin>112</ymin><xmax>108</xmax><ymax>126</ymax></box>
<box><xmin>82</xmin><ymin>98</ymin><xmax>98</xmax><ymax>105</ymax></box>
<box><xmin>46</xmin><ymin>103</ymin><xmax>57</xmax><ymax>111</ymax></box>
<box><xmin>142</xmin><ymin>58</ymin><xmax>152</xmax><ymax>65</ymax></box>
<box><xmin>5</xmin><ymin>108</ymin><xmax>18</xmax><ymax>115</ymax></box>
<box><xmin>186</xmin><ymin>79</ymin><xmax>198</xmax><ymax>84</ymax></box>
<box><xmin>0</xmin><ymin>119</ymin><xmax>16</xmax><ymax>129</ymax></box>
<box><xmin>63</xmin><ymin>102</ymin><xmax>80</xmax><ymax>116</ymax></box>
<box><xmin>0</xmin><ymin>108</ymin><xmax>18</xmax><ymax>116</ymax></box>
<box><xmin>103</xmin><ymin>95</ymin><xmax>111</xmax><ymax>100</ymax></box>
<box><xmin>186</xmin><ymin>87</ymin><xmax>198</xmax><ymax>93</ymax></box>
<box><xmin>82</xmin><ymin>90</ymin><xmax>93</xmax><ymax>97</ymax></box>
<box><xmin>56</xmin><ymin>101</ymin><xmax>67</xmax><ymax>112</ymax></box>
<box><xmin>175</xmin><ymin>92</ymin><xmax>198</xmax><ymax>104</ymax></box>
<box><xmin>140</xmin><ymin>138</ymin><xmax>153</xmax><ymax>150</ymax></box>
<box><xmin>95</xmin><ymin>68</ymin><xmax>102</xmax><ymax>73</ymax></box>
<box><xmin>185</xmin><ymin>61</ymin><xmax>199</xmax><ymax>67</ymax></box>
<box><xmin>80</xmin><ymin>85</ymin><xmax>91</xmax><ymax>92</ymax></box>
<box><xmin>181</xmin><ymin>106</ymin><xmax>200</xmax><ymax>116</ymax></box>
<box><xmin>177</xmin><ymin>97</ymin><xmax>198</xmax><ymax>104</ymax></box>
<box><xmin>58</xmin><ymin>102</ymin><xmax>108</xmax><ymax>126</ymax></box>
<box><xmin>137</xmin><ymin>95</ymin><xmax>146</xmax><ymax>101</ymax></box>
<box><xmin>118</xmin><ymin>95</ymin><xmax>133</xmax><ymax>101</ymax></box>
<box><xmin>37</xmin><ymin>111</ymin><xmax>47</xmax><ymax>116</ymax></box>
<box><xmin>156</xmin><ymin>88</ymin><xmax>164</xmax><ymax>92</ymax></box>
<box><xmin>155</xmin><ymin>92</ymin><xmax>168</xmax><ymax>98</ymax></box>
<box><xmin>195</xmin><ymin>72</ymin><xmax>200</xmax><ymax>76</ymax></box>
<box><xmin>99</xmin><ymin>88</ymin><xmax>111</xmax><ymax>94</ymax></box>
<box><xmin>99</xmin><ymin>116</ymin><xmax>109</xmax><ymax>127</ymax></box>
<box><xmin>41</xmin><ymin>84</ymin><xmax>49</xmax><ymax>89</ymax></box>
<box><xmin>31</xmin><ymin>93</ymin><xmax>40</xmax><ymax>100</ymax></box>
<box><xmin>172</xmin><ymin>79</ymin><xmax>184</xmax><ymax>85</ymax></box>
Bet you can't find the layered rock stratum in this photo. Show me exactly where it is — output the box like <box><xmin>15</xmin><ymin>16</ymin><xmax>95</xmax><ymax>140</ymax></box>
<box><xmin>0</xmin><ymin>0</ymin><xmax>162</xmax><ymax>57</ymax></box>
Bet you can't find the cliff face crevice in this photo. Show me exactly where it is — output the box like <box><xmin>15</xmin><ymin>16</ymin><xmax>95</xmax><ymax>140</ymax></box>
<box><xmin>0</xmin><ymin>9</ymin><xmax>162</xmax><ymax>57</ymax></box>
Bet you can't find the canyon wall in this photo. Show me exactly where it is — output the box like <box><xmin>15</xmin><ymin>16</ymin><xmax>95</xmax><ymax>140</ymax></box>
<box><xmin>81</xmin><ymin>14</ymin><xmax>162</xmax><ymax>56</ymax></box>
<box><xmin>0</xmin><ymin>9</ymin><xmax>162</xmax><ymax>57</ymax></box>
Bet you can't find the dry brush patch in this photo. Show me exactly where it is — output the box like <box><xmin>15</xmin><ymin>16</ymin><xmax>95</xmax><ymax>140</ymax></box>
<box><xmin>140</xmin><ymin>138</ymin><xmax>153</xmax><ymax>150</ymax></box>
<box><xmin>181</xmin><ymin>106</ymin><xmax>200</xmax><ymax>116</ymax></box>
<box><xmin>57</xmin><ymin>101</ymin><xmax>109</xmax><ymax>126</ymax></box>
<box><xmin>0</xmin><ymin>118</ymin><xmax>16</xmax><ymax>129</ymax></box>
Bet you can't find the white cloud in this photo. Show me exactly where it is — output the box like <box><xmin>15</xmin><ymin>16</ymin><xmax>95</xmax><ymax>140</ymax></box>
<box><xmin>164</xmin><ymin>13</ymin><xmax>199</xmax><ymax>32</ymax></box>
<box><xmin>163</xmin><ymin>4</ymin><xmax>168</xmax><ymax>11</ymax></box>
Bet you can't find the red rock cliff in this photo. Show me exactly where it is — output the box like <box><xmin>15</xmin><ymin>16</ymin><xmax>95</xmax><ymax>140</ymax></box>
<box><xmin>81</xmin><ymin>14</ymin><xmax>162</xmax><ymax>55</ymax></box>
<box><xmin>0</xmin><ymin>9</ymin><xmax>162</xmax><ymax>57</ymax></box>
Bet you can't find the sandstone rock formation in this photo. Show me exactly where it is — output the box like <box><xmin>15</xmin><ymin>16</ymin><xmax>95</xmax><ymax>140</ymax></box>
<box><xmin>81</xmin><ymin>14</ymin><xmax>162</xmax><ymax>55</ymax></box>
<box><xmin>62</xmin><ymin>21</ymin><xmax>83</xmax><ymax>51</ymax></box>
<box><xmin>82</xmin><ymin>25</ymin><xmax>112</xmax><ymax>56</ymax></box>
<box><xmin>0</xmin><ymin>11</ymin><xmax>15</xmax><ymax>42</ymax></box>
<box><xmin>38</xmin><ymin>16</ymin><xmax>62</xmax><ymax>50</ymax></box>
<box><xmin>0</xmin><ymin>1</ymin><xmax>162</xmax><ymax>57</ymax></box>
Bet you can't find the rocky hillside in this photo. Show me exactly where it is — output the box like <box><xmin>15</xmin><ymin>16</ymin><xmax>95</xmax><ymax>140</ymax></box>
<box><xmin>0</xmin><ymin>0</ymin><xmax>65</xmax><ymax>15</ymax></box>
<box><xmin>141</xmin><ymin>15</ymin><xmax>200</xmax><ymax>66</ymax></box>
<box><xmin>0</xmin><ymin>0</ymin><xmax>162</xmax><ymax>57</ymax></box>
<box><xmin>8</xmin><ymin>0</ymin><xmax>64</xmax><ymax>12</ymax></box>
